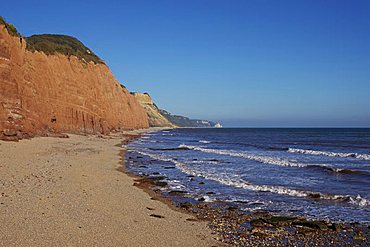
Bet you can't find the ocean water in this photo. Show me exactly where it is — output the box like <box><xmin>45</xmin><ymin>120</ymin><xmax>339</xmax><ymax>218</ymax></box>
<box><xmin>125</xmin><ymin>128</ymin><xmax>370</xmax><ymax>223</ymax></box>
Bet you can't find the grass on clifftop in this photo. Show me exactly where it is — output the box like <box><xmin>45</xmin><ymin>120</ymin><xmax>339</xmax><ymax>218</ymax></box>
<box><xmin>1</xmin><ymin>16</ymin><xmax>102</xmax><ymax>64</ymax></box>
<box><xmin>26</xmin><ymin>34</ymin><xmax>103</xmax><ymax>64</ymax></box>
<box><xmin>0</xmin><ymin>16</ymin><xmax>21</xmax><ymax>37</ymax></box>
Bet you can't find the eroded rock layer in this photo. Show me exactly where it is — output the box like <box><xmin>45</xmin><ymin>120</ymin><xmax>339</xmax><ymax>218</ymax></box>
<box><xmin>133</xmin><ymin>93</ymin><xmax>175</xmax><ymax>128</ymax></box>
<box><xmin>0</xmin><ymin>26</ymin><xmax>148</xmax><ymax>140</ymax></box>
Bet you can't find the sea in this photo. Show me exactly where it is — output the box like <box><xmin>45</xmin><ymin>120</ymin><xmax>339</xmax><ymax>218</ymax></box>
<box><xmin>125</xmin><ymin>128</ymin><xmax>370</xmax><ymax>223</ymax></box>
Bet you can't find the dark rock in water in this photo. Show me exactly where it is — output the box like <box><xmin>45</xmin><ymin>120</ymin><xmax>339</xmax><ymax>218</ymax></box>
<box><xmin>234</xmin><ymin>200</ymin><xmax>249</xmax><ymax>204</ymax></box>
<box><xmin>169</xmin><ymin>190</ymin><xmax>187</xmax><ymax>195</ymax></box>
<box><xmin>187</xmin><ymin>175</ymin><xmax>195</xmax><ymax>178</ymax></box>
<box><xmin>199</xmin><ymin>182</ymin><xmax>205</xmax><ymax>185</ymax></box>
<box><xmin>206</xmin><ymin>192</ymin><xmax>214</xmax><ymax>195</ymax></box>
<box><xmin>193</xmin><ymin>159</ymin><xmax>198</xmax><ymax>161</ymax></box>
<box><xmin>209</xmin><ymin>159</ymin><xmax>219</xmax><ymax>162</ymax></box>
<box><xmin>152</xmin><ymin>172</ymin><xmax>160</xmax><ymax>175</ymax></box>
<box><xmin>198</xmin><ymin>197</ymin><xmax>205</xmax><ymax>202</ymax></box>
<box><xmin>135</xmin><ymin>175</ymin><xmax>168</xmax><ymax>187</ymax></box>
<box><xmin>154</xmin><ymin>181</ymin><xmax>167</xmax><ymax>187</ymax></box>
<box><xmin>137</xmin><ymin>156</ymin><xmax>143</xmax><ymax>159</ymax></box>
<box><xmin>139</xmin><ymin>165</ymin><xmax>148</xmax><ymax>168</ymax></box>
<box><xmin>149</xmin><ymin>176</ymin><xmax>167</xmax><ymax>181</ymax></box>
<box><xmin>267</xmin><ymin>216</ymin><xmax>297</xmax><ymax>224</ymax></box>
<box><xmin>164</xmin><ymin>166</ymin><xmax>175</xmax><ymax>169</ymax></box>
<box><xmin>250</xmin><ymin>219</ymin><xmax>266</xmax><ymax>227</ymax></box>
<box><xmin>293</xmin><ymin>220</ymin><xmax>328</xmax><ymax>230</ymax></box>
<box><xmin>179</xmin><ymin>202</ymin><xmax>193</xmax><ymax>209</ymax></box>
<box><xmin>250</xmin><ymin>216</ymin><xmax>299</xmax><ymax>228</ymax></box>
<box><xmin>308</xmin><ymin>193</ymin><xmax>321</xmax><ymax>199</ymax></box>
<box><xmin>228</xmin><ymin>206</ymin><xmax>238</xmax><ymax>211</ymax></box>
<box><xmin>328</xmin><ymin>223</ymin><xmax>339</xmax><ymax>231</ymax></box>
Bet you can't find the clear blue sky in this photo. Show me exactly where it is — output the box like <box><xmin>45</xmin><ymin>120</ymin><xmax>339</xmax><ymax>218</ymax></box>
<box><xmin>2</xmin><ymin>0</ymin><xmax>370</xmax><ymax>127</ymax></box>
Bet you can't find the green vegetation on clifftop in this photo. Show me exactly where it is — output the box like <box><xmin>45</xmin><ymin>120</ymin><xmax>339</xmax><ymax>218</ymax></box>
<box><xmin>26</xmin><ymin>34</ymin><xmax>103</xmax><ymax>64</ymax></box>
<box><xmin>0</xmin><ymin>16</ymin><xmax>20</xmax><ymax>37</ymax></box>
<box><xmin>1</xmin><ymin>16</ymin><xmax>102</xmax><ymax>64</ymax></box>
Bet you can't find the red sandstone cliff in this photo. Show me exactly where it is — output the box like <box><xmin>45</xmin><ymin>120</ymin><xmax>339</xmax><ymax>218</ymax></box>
<box><xmin>0</xmin><ymin>25</ymin><xmax>149</xmax><ymax>140</ymax></box>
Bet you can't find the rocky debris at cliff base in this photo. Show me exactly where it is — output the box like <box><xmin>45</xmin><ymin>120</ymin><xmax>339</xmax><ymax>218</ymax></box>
<box><xmin>186</xmin><ymin>203</ymin><xmax>370</xmax><ymax>246</ymax></box>
<box><xmin>0</xmin><ymin>130</ymin><xmax>69</xmax><ymax>141</ymax></box>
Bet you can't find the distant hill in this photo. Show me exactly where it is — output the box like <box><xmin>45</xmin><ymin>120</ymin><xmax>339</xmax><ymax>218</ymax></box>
<box><xmin>159</xmin><ymin>109</ymin><xmax>219</xmax><ymax>128</ymax></box>
<box><xmin>133</xmin><ymin>92</ymin><xmax>221</xmax><ymax>128</ymax></box>
<box><xmin>132</xmin><ymin>93</ymin><xmax>176</xmax><ymax>128</ymax></box>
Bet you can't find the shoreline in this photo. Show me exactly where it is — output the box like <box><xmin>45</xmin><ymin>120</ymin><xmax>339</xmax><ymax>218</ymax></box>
<box><xmin>124</xmin><ymin>129</ymin><xmax>370</xmax><ymax>246</ymax></box>
<box><xmin>0</xmin><ymin>130</ymin><xmax>220</xmax><ymax>246</ymax></box>
<box><xmin>117</xmin><ymin>128</ymin><xmax>190</xmax><ymax>214</ymax></box>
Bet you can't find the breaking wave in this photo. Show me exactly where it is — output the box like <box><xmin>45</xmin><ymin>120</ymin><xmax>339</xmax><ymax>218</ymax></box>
<box><xmin>307</xmin><ymin>165</ymin><xmax>370</xmax><ymax>177</ymax></box>
<box><xmin>133</xmin><ymin>150</ymin><xmax>370</xmax><ymax>207</ymax></box>
<box><xmin>149</xmin><ymin>147</ymin><xmax>191</xmax><ymax>151</ymax></box>
<box><xmin>180</xmin><ymin>145</ymin><xmax>311</xmax><ymax>168</ymax></box>
<box><xmin>288</xmin><ymin>148</ymin><xmax>370</xmax><ymax>161</ymax></box>
<box><xmin>199</xmin><ymin>140</ymin><xmax>211</xmax><ymax>144</ymax></box>
<box><xmin>179</xmin><ymin>145</ymin><xmax>370</xmax><ymax>177</ymax></box>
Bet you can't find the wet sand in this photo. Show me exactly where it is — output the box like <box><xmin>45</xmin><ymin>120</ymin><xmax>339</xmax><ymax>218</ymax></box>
<box><xmin>0</xmin><ymin>131</ymin><xmax>220</xmax><ymax>246</ymax></box>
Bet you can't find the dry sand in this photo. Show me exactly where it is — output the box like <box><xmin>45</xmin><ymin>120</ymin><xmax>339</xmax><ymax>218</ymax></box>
<box><xmin>0</xmin><ymin>132</ymin><xmax>220</xmax><ymax>246</ymax></box>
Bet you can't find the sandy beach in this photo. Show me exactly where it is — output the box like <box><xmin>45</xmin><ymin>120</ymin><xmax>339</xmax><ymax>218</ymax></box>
<box><xmin>0</xmin><ymin>131</ymin><xmax>219</xmax><ymax>246</ymax></box>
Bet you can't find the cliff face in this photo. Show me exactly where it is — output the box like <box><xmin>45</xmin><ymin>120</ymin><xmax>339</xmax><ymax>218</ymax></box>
<box><xmin>0</xmin><ymin>26</ymin><xmax>148</xmax><ymax>140</ymax></box>
<box><xmin>133</xmin><ymin>93</ymin><xmax>175</xmax><ymax>128</ymax></box>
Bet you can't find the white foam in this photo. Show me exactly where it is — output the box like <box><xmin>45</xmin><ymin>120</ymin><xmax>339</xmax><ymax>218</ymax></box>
<box><xmin>199</xmin><ymin>195</ymin><xmax>215</xmax><ymax>202</ymax></box>
<box><xmin>166</xmin><ymin>180</ymin><xmax>186</xmax><ymax>190</ymax></box>
<box><xmin>351</xmin><ymin>195</ymin><xmax>370</xmax><ymax>207</ymax></box>
<box><xmin>180</xmin><ymin>145</ymin><xmax>370</xmax><ymax>175</ymax></box>
<box><xmin>288</xmin><ymin>148</ymin><xmax>370</xmax><ymax>161</ymax></box>
<box><xmin>199</xmin><ymin>140</ymin><xmax>211</xmax><ymax>144</ymax></box>
<box><xmin>224</xmin><ymin>198</ymin><xmax>272</xmax><ymax>205</ymax></box>
<box><xmin>191</xmin><ymin>160</ymin><xmax>220</xmax><ymax>165</ymax></box>
<box><xmin>181</xmin><ymin>144</ymin><xmax>309</xmax><ymax>168</ymax></box>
